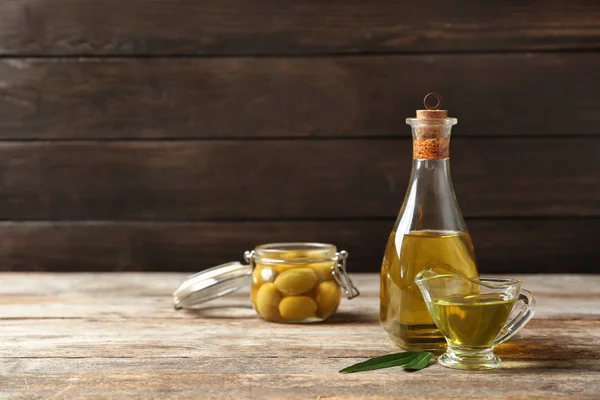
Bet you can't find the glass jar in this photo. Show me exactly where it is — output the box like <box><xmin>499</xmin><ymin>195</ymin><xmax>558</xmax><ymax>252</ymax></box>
<box><xmin>173</xmin><ymin>242</ymin><xmax>359</xmax><ymax>323</ymax></box>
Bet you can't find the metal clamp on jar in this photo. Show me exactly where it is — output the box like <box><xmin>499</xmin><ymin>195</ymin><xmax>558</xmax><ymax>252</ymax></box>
<box><xmin>173</xmin><ymin>243</ymin><xmax>359</xmax><ymax>323</ymax></box>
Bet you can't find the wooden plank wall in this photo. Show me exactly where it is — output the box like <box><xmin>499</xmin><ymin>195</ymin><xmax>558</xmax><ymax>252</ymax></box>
<box><xmin>0</xmin><ymin>1</ymin><xmax>599</xmax><ymax>273</ymax></box>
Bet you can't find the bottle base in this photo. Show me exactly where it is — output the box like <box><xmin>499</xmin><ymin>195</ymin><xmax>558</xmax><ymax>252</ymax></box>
<box><xmin>383</xmin><ymin>322</ymin><xmax>447</xmax><ymax>353</ymax></box>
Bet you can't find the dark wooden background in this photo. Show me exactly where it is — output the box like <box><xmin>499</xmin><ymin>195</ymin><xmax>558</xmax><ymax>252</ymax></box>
<box><xmin>0</xmin><ymin>1</ymin><xmax>598</xmax><ymax>273</ymax></box>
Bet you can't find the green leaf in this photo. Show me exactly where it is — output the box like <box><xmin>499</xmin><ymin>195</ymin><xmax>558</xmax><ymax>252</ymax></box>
<box><xmin>339</xmin><ymin>351</ymin><xmax>422</xmax><ymax>373</ymax></box>
<box><xmin>403</xmin><ymin>352</ymin><xmax>434</xmax><ymax>371</ymax></box>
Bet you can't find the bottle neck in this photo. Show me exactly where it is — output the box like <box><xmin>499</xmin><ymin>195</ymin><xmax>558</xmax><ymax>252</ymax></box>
<box><xmin>395</xmin><ymin>157</ymin><xmax>467</xmax><ymax>234</ymax></box>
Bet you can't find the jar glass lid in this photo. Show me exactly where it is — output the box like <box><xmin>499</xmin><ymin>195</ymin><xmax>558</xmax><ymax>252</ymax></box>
<box><xmin>173</xmin><ymin>261</ymin><xmax>252</xmax><ymax>309</ymax></box>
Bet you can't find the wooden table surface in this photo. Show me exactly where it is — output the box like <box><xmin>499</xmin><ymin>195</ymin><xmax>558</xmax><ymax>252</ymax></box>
<box><xmin>2</xmin><ymin>273</ymin><xmax>599</xmax><ymax>399</ymax></box>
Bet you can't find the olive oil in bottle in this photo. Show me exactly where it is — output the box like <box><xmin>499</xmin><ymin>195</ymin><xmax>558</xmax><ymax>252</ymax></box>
<box><xmin>427</xmin><ymin>293</ymin><xmax>517</xmax><ymax>348</ymax></box>
<box><xmin>379</xmin><ymin>94</ymin><xmax>479</xmax><ymax>352</ymax></box>
<box><xmin>380</xmin><ymin>230</ymin><xmax>478</xmax><ymax>351</ymax></box>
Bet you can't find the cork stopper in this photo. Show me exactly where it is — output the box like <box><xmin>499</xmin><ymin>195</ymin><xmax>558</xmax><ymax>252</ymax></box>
<box><xmin>412</xmin><ymin>93</ymin><xmax>452</xmax><ymax>160</ymax></box>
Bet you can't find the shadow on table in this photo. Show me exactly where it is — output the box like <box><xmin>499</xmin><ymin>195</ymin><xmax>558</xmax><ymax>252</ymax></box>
<box><xmin>178</xmin><ymin>304</ymin><xmax>256</xmax><ymax>319</ymax></box>
<box><xmin>318</xmin><ymin>311</ymin><xmax>379</xmax><ymax>325</ymax></box>
<box><xmin>495</xmin><ymin>339</ymin><xmax>600</xmax><ymax>373</ymax></box>
<box><xmin>178</xmin><ymin>307</ymin><xmax>377</xmax><ymax>324</ymax></box>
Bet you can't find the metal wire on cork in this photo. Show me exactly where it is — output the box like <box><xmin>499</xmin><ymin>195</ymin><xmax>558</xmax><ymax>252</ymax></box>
<box><xmin>424</xmin><ymin>92</ymin><xmax>443</xmax><ymax>110</ymax></box>
<box><xmin>412</xmin><ymin>93</ymin><xmax>451</xmax><ymax>160</ymax></box>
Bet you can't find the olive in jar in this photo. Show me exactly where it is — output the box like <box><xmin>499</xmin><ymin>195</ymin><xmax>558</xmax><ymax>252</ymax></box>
<box><xmin>250</xmin><ymin>243</ymin><xmax>347</xmax><ymax>323</ymax></box>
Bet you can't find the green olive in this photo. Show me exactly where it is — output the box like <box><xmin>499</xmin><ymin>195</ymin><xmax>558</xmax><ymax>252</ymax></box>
<box><xmin>315</xmin><ymin>281</ymin><xmax>341</xmax><ymax>318</ymax></box>
<box><xmin>282</xmin><ymin>286</ymin><xmax>316</xmax><ymax>299</ymax></box>
<box><xmin>255</xmin><ymin>283</ymin><xmax>282</xmax><ymax>320</ymax></box>
<box><xmin>273</xmin><ymin>268</ymin><xmax>318</xmax><ymax>295</ymax></box>
<box><xmin>313</xmin><ymin>262</ymin><xmax>335</xmax><ymax>281</ymax></box>
<box><xmin>279</xmin><ymin>296</ymin><xmax>318</xmax><ymax>320</ymax></box>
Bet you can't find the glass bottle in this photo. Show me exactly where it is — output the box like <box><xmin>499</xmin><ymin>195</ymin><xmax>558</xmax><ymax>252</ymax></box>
<box><xmin>379</xmin><ymin>93</ymin><xmax>479</xmax><ymax>352</ymax></box>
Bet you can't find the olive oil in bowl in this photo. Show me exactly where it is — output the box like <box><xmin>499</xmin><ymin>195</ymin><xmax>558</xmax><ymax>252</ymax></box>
<box><xmin>427</xmin><ymin>293</ymin><xmax>517</xmax><ymax>349</ymax></box>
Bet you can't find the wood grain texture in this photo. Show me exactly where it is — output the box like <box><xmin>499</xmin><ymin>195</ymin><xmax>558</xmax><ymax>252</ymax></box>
<box><xmin>4</xmin><ymin>317</ymin><xmax>595</xmax><ymax>359</ymax></box>
<box><xmin>0</xmin><ymin>2</ymin><xmax>597</xmax><ymax>279</ymax></box>
<box><xmin>0</xmin><ymin>219</ymin><xmax>597</xmax><ymax>273</ymax></box>
<box><xmin>2</xmin><ymin>371</ymin><xmax>599</xmax><ymax>399</ymax></box>
<box><xmin>1</xmin><ymin>0</ymin><xmax>599</xmax><ymax>55</ymax></box>
<box><xmin>0</xmin><ymin>139</ymin><xmax>596</xmax><ymax>220</ymax></box>
<box><xmin>0</xmin><ymin>274</ymin><xmax>597</xmax><ymax>320</ymax></box>
<box><xmin>1</xmin><ymin>54</ymin><xmax>600</xmax><ymax>139</ymax></box>
<box><xmin>1</xmin><ymin>273</ymin><xmax>600</xmax><ymax>399</ymax></box>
